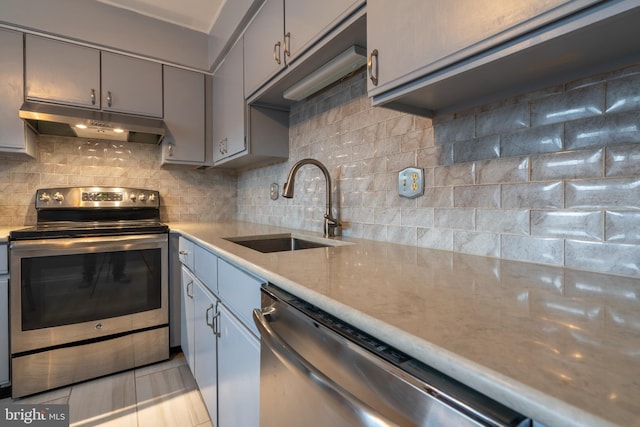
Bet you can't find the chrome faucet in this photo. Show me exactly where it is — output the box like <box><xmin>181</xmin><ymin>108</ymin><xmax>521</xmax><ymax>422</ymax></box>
<box><xmin>282</xmin><ymin>158</ymin><xmax>342</xmax><ymax>237</ymax></box>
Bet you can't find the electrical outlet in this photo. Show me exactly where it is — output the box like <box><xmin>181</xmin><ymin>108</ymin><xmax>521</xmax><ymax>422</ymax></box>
<box><xmin>398</xmin><ymin>167</ymin><xmax>424</xmax><ymax>198</ymax></box>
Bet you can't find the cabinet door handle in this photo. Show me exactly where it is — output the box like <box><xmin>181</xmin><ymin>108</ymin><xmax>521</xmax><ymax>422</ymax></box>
<box><xmin>90</xmin><ymin>89</ymin><xmax>96</xmax><ymax>105</ymax></box>
<box><xmin>213</xmin><ymin>303</ymin><xmax>221</xmax><ymax>338</ymax></box>
<box><xmin>107</xmin><ymin>91</ymin><xmax>113</xmax><ymax>107</ymax></box>
<box><xmin>206</xmin><ymin>304</ymin><xmax>214</xmax><ymax>330</ymax></box>
<box><xmin>284</xmin><ymin>32</ymin><xmax>291</xmax><ymax>58</ymax></box>
<box><xmin>186</xmin><ymin>280</ymin><xmax>193</xmax><ymax>298</ymax></box>
<box><xmin>273</xmin><ymin>41</ymin><xmax>282</xmax><ymax>65</ymax></box>
<box><xmin>219</xmin><ymin>138</ymin><xmax>228</xmax><ymax>155</ymax></box>
<box><xmin>167</xmin><ymin>142</ymin><xmax>174</xmax><ymax>157</ymax></box>
<box><xmin>368</xmin><ymin>49</ymin><xmax>379</xmax><ymax>86</ymax></box>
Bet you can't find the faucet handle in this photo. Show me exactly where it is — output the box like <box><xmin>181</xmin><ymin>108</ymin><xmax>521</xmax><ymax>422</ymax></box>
<box><xmin>324</xmin><ymin>214</ymin><xmax>342</xmax><ymax>238</ymax></box>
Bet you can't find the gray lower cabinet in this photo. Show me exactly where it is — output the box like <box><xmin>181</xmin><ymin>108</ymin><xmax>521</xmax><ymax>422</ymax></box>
<box><xmin>178</xmin><ymin>237</ymin><xmax>262</xmax><ymax>426</ymax></box>
<box><xmin>1</xmin><ymin>243</ymin><xmax>9</xmax><ymax>388</ymax></box>
<box><xmin>213</xmin><ymin>37</ymin><xmax>288</xmax><ymax>168</ymax></box>
<box><xmin>0</xmin><ymin>29</ymin><xmax>36</xmax><ymax>157</ymax></box>
<box><xmin>162</xmin><ymin>66</ymin><xmax>207</xmax><ymax>166</ymax></box>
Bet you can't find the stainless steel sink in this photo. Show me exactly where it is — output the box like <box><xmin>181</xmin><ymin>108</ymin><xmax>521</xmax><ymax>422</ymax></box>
<box><xmin>223</xmin><ymin>233</ymin><xmax>345</xmax><ymax>253</ymax></box>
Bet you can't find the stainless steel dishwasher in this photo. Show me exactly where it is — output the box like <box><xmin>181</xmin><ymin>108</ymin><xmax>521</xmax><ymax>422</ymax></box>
<box><xmin>253</xmin><ymin>284</ymin><xmax>532</xmax><ymax>427</ymax></box>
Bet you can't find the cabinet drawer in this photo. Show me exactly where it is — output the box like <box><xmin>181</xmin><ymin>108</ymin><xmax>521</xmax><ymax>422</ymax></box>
<box><xmin>0</xmin><ymin>243</ymin><xmax>7</xmax><ymax>274</ymax></box>
<box><xmin>218</xmin><ymin>259</ymin><xmax>264</xmax><ymax>336</ymax></box>
<box><xmin>194</xmin><ymin>245</ymin><xmax>218</xmax><ymax>295</ymax></box>
<box><xmin>178</xmin><ymin>237</ymin><xmax>195</xmax><ymax>271</ymax></box>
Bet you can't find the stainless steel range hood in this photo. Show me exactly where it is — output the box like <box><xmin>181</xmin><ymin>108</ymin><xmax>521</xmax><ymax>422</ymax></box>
<box><xmin>19</xmin><ymin>102</ymin><xmax>166</xmax><ymax>144</ymax></box>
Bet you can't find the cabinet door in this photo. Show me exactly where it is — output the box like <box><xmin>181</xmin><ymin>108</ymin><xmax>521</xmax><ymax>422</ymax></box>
<box><xmin>366</xmin><ymin>0</ymin><xmax>601</xmax><ymax>93</ymax></box>
<box><xmin>243</xmin><ymin>0</ymin><xmax>285</xmax><ymax>98</ymax></box>
<box><xmin>25</xmin><ymin>34</ymin><xmax>100</xmax><ymax>108</ymax></box>
<box><xmin>285</xmin><ymin>0</ymin><xmax>363</xmax><ymax>63</ymax></box>
<box><xmin>101</xmin><ymin>52</ymin><xmax>163</xmax><ymax>117</ymax></box>
<box><xmin>180</xmin><ymin>267</ymin><xmax>196</xmax><ymax>374</ymax></box>
<box><xmin>193</xmin><ymin>282</ymin><xmax>219</xmax><ymax>424</ymax></box>
<box><xmin>0</xmin><ymin>29</ymin><xmax>36</xmax><ymax>157</ymax></box>
<box><xmin>162</xmin><ymin>66</ymin><xmax>206</xmax><ymax>165</ymax></box>
<box><xmin>218</xmin><ymin>304</ymin><xmax>260</xmax><ymax>427</ymax></box>
<box><xmin>213</xmin><ymin>39</ymin><xmax>246</xmax><ymax>163</ymax></box>
<box><xmin>0</xmin><ymin>277</ymin><xmax>8</xmax><ymax>386</ymax></box>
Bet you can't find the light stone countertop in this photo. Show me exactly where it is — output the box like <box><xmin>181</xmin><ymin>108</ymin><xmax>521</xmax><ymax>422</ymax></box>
<box><xmin>170</xmin><ymin>221</ymin><xmax>640</xmax><ymax>427</ymax></box>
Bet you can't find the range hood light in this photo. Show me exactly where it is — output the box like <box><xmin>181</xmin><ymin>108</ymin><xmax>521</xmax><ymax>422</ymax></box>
<box><xmin>283</xmin><ymin>45</ymin><xmax>367</xmax><ymax>101</ymax></box>
<box><xmin>113</xmin><ymin>128</ymin><xmax>125</xmax><ymax>133</ymax></box>
<box><xmin>75</xmin><ymin>124</ymin><xmax>88</xmax><ymax>129</ymax></box>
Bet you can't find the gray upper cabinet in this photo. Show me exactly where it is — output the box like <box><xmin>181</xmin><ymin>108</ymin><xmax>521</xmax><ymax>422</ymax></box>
<box><xmin>1</xmin><ymin>29</ymin><xmax>36</xmax><ymax>157</ymax></box>
<box><xmin>243</xmin><ymin>0</ymin><xmax>364</xmax><ymax>100</ymax></box>
<box><xmin>25</xmin><ymin>34</ymin><xmax>101</xmax><ymax>109</ymax></box>
<box><xmin>243</xmin><ymin>0</ymin><xmax>285</xmax><ymax>98</ymax></box>
<box><xmin>284</xmin><ymin>0</ymin><xmax>363</xmax><ymax>63</ymax></box>
<box><xmin>367</xmin><ymin>0</ymin><xmax>640</xmax><ymax>116</ymax></box>
<box><xmin>213</xmin><ymin>37</ymin><xmax>288</xmax><ymax>168</ymax></box>
<box><xmin>162</xmin><ymin>66</ymin><xmax>206</xmax><ymax>166</ymax></box>
<box><xmin>101</xmin><ymin>52</ymin><xmax>163</xmax><ymax>117</ymax></box>
<box><xmin>213</xmin><ymin>38</ymin><xmax>246</xmax><ymax>164</ymax></box>
<box><xmin>25</xmin><ymin>35</ymin><xmax>162</xmax><ymax>118</ymax></box>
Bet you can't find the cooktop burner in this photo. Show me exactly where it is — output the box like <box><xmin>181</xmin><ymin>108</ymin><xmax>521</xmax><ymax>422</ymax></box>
<box><xmin>9</xmin><ymin>186</ymin><xmax>168</xmax><ymax>240</ymax></box>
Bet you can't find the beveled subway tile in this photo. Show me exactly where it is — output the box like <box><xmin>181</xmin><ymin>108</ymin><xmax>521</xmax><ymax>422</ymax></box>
<box><xmin>501</xmin><ymin>123</ymin><xmax>563</xmax><ymax>157</ymax></box>
<box><xmin>531</xmin><ymin>210</ymin><xmax>603</xmax><ymax>241</ymax></box>
<box><xmin>452</xmin><ymin>135</ymin><xmax>500</xmax><ymax>163</ymax></box>
<box><xmin>454</xmin><ymin>184</ymin><xmax>500</xmax><ymax>208</ymax></box>
<box><xmin>401</xmin><ymin>208</ymin><xmax>434</xmax><ymax>228</ymax></box>
<box><xmin>476</xmin><ymin>209</ymin><xmax>530</xmax><ymax>234</ymax></box>
<box><xmin>531</xmin><ymin>148</ymin><xmax>603</xmax><ymax>181</ymax></box>
<box><xmin>417</xmin><ymin>227</ymin><xmax>453</xmax><ymax>250</ymax></box>
<box><xmin>605</xmin><ymin>143</ymin><xmax>640</xmax><ymax>177</ymax></box>
<box><xmin>606</xmin><ymin>210</ymin><xmax>640</xmax><ymax>243</ymax></box>
<box><xmin>606</xmin><ymin>73</ymin><xmax>640</xmax><ymax>113</ymax></box>
<box><xmin>476</xmin><ymin>157</ymin><xmax>529</xmax><ymax>184</ymax></box>
<box><xmin>565</xmin><ymin>111</ymin><xmax>640</xmax><ymax>150</ymax></box>
<box><xmin>501</xmin><ymin>235</ymin><xmax>563</xmax><ymax>266</ymax></box>
<box><xmin>417</xmin><ymin>187</ymin><xmax>453</xmax><ymax>207</ymax></box>
<box><xmin>502</xmin><ymin>182</ymin><xmax>563</xmax><ymax>209</ymax></box>
<box><xmin>434</xmin><ymin>208</ymin><xmax>475</xmax><ymax>230</ymax></box>
<box><xmin>434</xmin><ymin>163</ymin><xmax>475</xmax><ymax>186</ymax></box>
<box><xmin>566</xmin><ymin>240</ymin><xmax>640</xmax><ymax>277</ymax></box>
<box><xmin>453</xmin><ymin>231</ymin><xmax>500</xmax><ymax>257</ymax></box>
<box><xmin>531</xmin><ymin>84</ymin><xmax>604</xmax><ymax>126</ymax></box>
<box><xmin>476</xmin><ymin>102</ymin><xmax>529</xmax><ymax>137</ymax></box>
<box><xmin>434</xmin><ymin>115</ymin><xmax>475</xmax><ymax>144</ymax></box>
<box><xmin>387</xmin><ymin>225</ymin><xmax>417</xmax><ymax>245</ymax></box>
<box><xmin>565</xmin><ymin>177</ymin><xmax>640</xmax><ymax>209</ymax></box>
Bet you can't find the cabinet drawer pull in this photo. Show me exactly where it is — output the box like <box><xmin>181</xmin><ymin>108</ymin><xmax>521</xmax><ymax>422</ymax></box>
<box><xmin>284</xmin><ymin>32</ymin><xmax>291</xmax><ymax>58</ymax></box>
<box><xmin>273</xmin><ymin>41</ymin><xmax>282</xmax><ymax>65</ymax></box>
<box><xmin>107</xmin><ymin>91</ymin><xmax>113</xmax><ymax>107</ymax></box>
<box><xmin>179</xmin><ymin>250</ymin><xmax>189</xmax><ymax>255</ymax></box>
<box><xmin>90</xmin><ymin>89</ymin><xmax>96</xmax><ymax>105</ymax></box>
<box><xmin>368</xmin><ymin>49</ymin><xmax>379</xmax><ymax>86</ymax></box>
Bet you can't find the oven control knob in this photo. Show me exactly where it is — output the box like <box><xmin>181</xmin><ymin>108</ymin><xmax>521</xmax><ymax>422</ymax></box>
<box><xmin>139</xmin><ymin>193</ymin><xmax>146</xmax><ymax>202</ymax></box>
<box><xmin>39</xmin><ymin>192</ymin><xmax>51</xmax><ymax>202</ymax></box>
<box><xmin>148</xmin><ymin>193</ymin><xmax>156</xmax><ymax>202</ymax></box>
<box><xmin>53</xmin><ymin>192</ymin><xmax>64</xmax><ymax>202</ymax></box>
<box><xmin>129</xmin><ymin>193</ymin><xmax>137</xmax><ymax>201</ymax></box>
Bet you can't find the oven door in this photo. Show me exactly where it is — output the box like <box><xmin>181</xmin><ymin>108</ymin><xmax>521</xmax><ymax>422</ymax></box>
<box><xmin>10</xmin><ymin>233</ymin><xmax>168</xmax><ymax>354</ymax></box>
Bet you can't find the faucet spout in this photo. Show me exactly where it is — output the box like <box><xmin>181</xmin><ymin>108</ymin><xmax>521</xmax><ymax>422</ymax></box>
<box><xmin>283</xmin><ymin>158</ymin><xmax>341</xmax><ymax>237</ymax></box>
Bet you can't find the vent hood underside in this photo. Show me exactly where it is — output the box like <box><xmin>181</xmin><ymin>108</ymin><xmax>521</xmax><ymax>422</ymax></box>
<box><xmin>19</xmin><ymin>102</ymin><xmax>166</xmax><ymax>144</ymax></box>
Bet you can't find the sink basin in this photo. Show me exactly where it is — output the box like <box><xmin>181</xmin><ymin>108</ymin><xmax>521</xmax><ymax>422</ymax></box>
<box><xmin>223</xmin><ymin>233</ymin><xmax>345</xmax><ymax>253</ymax></box>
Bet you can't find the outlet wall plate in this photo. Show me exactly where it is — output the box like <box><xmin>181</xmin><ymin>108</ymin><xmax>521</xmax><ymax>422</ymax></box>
<box><xmin>270</xmin><ymin>183</ymin><xmax>279</xmax><ymax>200</ymax></box>
<box><xmin>398</xmin><ymin>167</ymin><xmax>424</xmax><ymax>198</ymax></box>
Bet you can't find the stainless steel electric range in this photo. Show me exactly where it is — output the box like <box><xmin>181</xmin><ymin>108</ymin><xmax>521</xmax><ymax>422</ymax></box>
<box><xmin>9</xmin><ymin>187</ymin><xmax>169</xmax><ymax>397</ymax></box>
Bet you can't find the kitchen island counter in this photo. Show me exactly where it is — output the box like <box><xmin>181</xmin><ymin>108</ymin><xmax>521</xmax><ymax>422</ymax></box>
<box><xmin>170</xmin><ymin>221</ymin><xmax>640</xmax><ymax>427</ymax></box>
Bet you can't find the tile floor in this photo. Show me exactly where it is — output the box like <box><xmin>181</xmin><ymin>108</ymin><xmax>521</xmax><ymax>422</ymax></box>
<box><xmin>0</xmin><ymin>352</ymin><xmax>213</xmax><ymax>427</ymax></box>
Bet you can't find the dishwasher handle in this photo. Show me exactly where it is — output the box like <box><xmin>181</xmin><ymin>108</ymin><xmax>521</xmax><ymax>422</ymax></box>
<box><xmin>253</xmin><ymin>308</ymin><xmax>400</xmax><ymax>427</ymax></box>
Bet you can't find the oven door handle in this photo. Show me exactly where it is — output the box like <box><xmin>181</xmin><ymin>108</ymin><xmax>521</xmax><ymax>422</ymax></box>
<box><xmin>253</xmin><ymin>308</ymin><xmax>399</xmax><ymax>427</ymax></box>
